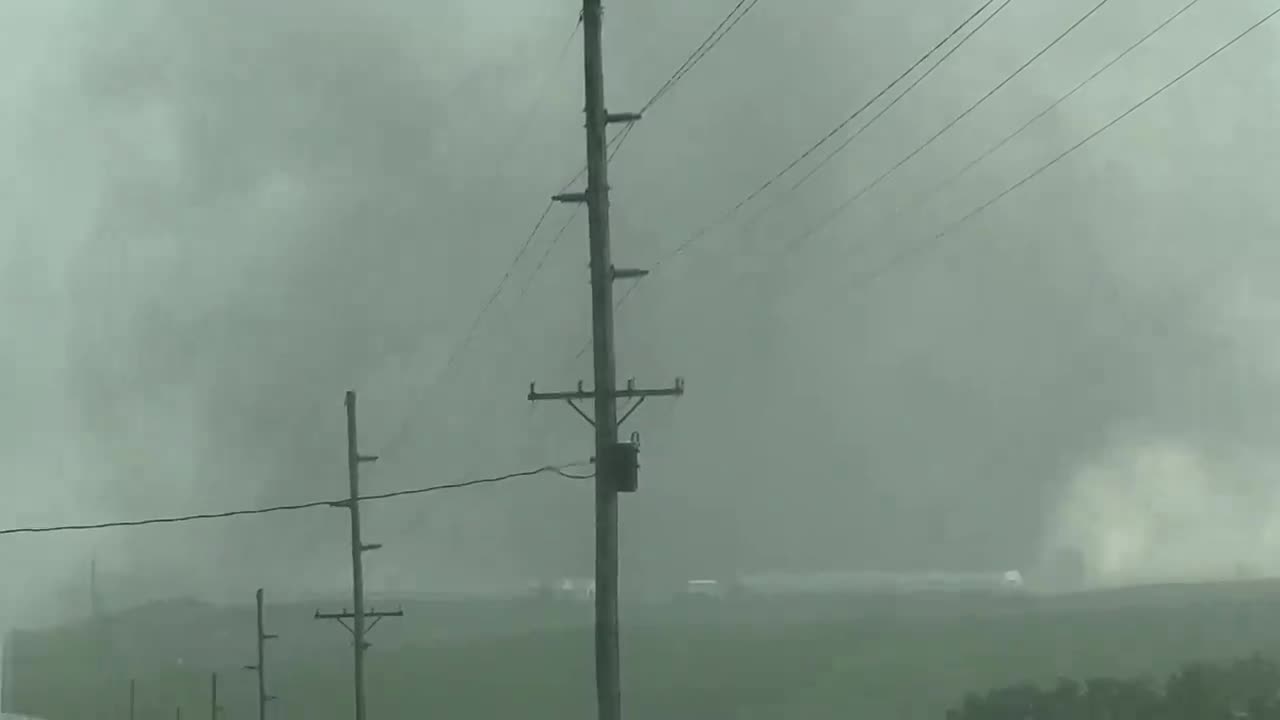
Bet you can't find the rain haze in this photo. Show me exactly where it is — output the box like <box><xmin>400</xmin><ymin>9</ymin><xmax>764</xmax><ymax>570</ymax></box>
<box><xmin>3</xmin><ymin>0</ymin><xmax>1280</xmax><ymax>714</ymax></box>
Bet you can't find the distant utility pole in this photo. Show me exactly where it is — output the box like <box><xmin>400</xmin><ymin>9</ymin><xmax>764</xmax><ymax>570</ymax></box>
<box><xmin>243</xmin><ymin>588</ymin><xmax>278</xmax><ymax>720</ymax></box>
<box><xmin>129</xmin><ymin>678</ymin><xmax>136</xmax><ymax>720</ymax></box>
<box><xmin>90</xmin><ymin>555</ymin><xmax>103</xmax><ymax>620</ymax></box>
<box><xmin>210</xmin><ymin>672</ymin><xmax>221</xmax><ymax>720</ymax></box>
<box><xmin>316</xmin><ymin>391</ymin><xmax>404</xmax><ymax>720</ymax></box>
<box><xmin>531</xmin><ymin>1</ymin><xmax>684</xmax><ymax>718</ymax></box>
<box><xmin>175</xmin><ymin>706</ymin><xmax>181</xmax><ymax>720</ymax></box>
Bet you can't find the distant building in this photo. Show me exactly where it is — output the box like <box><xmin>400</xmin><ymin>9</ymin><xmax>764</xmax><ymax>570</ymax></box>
<box><xmin>734</xmin><ymin>570</ymin><xmax>1027</xmax><ymax>596</ymax></box>
<box><xmin>682</xmin><ymin>579</ymin><xmax>725</xmax><ymax>599</ymax></box>
<box><xmin>550</xmin><ymin>578</ymin><xmax>595</xmax><ymax>601</ymax></box>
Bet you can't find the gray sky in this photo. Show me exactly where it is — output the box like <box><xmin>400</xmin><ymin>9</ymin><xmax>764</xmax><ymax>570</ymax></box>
<box><xmin>1</xmin><ymin>0</ymin><xmax>1279</xmax><ymax>620</ymax></box>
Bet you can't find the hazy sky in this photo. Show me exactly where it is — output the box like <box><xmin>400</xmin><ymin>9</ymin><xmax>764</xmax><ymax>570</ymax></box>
<box><xmin>1</xmin><ymin>0</ymin><xmax>1279</xmax><ymax>621</ymax></box>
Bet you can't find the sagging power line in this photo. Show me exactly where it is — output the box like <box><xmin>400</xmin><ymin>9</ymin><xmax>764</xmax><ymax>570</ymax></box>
<box><xmin>874</xmin><ymin>0</ymin><xmax>1205</xmax><ymax>238</ymax></box>
<box><xmin>605</xmin><ymin>0</ymin><xmax>1012</xmax><ymax>319</ymax></box>
<box><xmin>641</xmin><ymin>0</ymin><xmax>764</xmax><ymax>113</ymax></box>
<box><xmin>788</xmin><ymin>0</ymin><xmax>1113</xmax><ymax>252</ymax></box>
<box><xmin>814</xmin><ymin>2</ymin><xmax>1280</xmax><ymax>309</ymax></box>
<box><xmin>0</xmin><ymin>462</ymin><xmax>591</xmax><ymax>537</ymax></box>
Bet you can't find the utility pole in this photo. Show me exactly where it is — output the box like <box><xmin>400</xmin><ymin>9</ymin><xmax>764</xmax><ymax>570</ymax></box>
<box><xmin>210</xmin><ymin>672</ymin><xmax>221</xmax><ymax>720</ymax></box>
<box><xmin>243</xmin><ymin>588</ymin><xmax>277</xmax><ymax>720</ymax></box>
<box><xmin>129</xmin><ymin>678</ymin><xmax>136</xmax><ymax>720</ymax></box>
<box><xmin>532</xmin><ymin>3</ymin><xmax>684</xmax><ymax>718</ymax></box>
<box><xmin>90</xmin><ymin>555</ymin><xmax>102</xmax><ymax>619</ymax></box>
<box><xmin>316</xmin><ymin>391</ymin><xmax>403</xmax><ymax>720</ymax></box>
<box><xmin>175</xmin><ymin>706</ymin><xmax>181</xmax><ymax>720</ymax></box>
<box><xmin>209</xmin><ymin>673</ymin><xmax>217</xmax><ymax>720</ymax></box>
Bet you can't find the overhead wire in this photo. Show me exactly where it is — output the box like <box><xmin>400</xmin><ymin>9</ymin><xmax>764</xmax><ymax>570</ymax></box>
<box><xmin>641</xmin><ymin>0</ymin><xmax>763</xmax><ymax>113</ymax></box>
<box><xmin>821</xmin><ymin>1</ymin><xmax>1280</xmax><ymax>308</ymax></box>
<box><xmin>514</xmin><ymin>127</ymin><xmax>634</xmax><ymax>303</ymax></box>
<box><xmin>876</xmin><ymin>0</ymin><xmax>1206</xmax><ymax>234</ymax></box>
<box><xmin>377</xmin><ymin>17</ymin><xmax>587</xmax><ymax>459</ymax></box>
<box><xmin>593</xmin><ymin>0</ymin><xmax>1011</xmax><ymax>345</ymax></box>
<box><xmin>518</xmin><ymin>0</ymin><xmax>765</xmax><ymax>309</ymax></box>
<box><xmin>711</xmin><ymin>0</ymin><xmax>999</xmax><ymax>235</ymax></box>
<box><xmin>785</xmin><ymin>0</ymin><xmax>1017</xmax><ymax>193</ymax></box>
<box><xmin>0</xmin><ymin>462</ymin><xmax>594</xmax><ymax>537</ymax></box>
<box><xmin>788</xmin><ymin>0</ymin><xmax>1112</xmax><ymax>252</ymax></box>
<box><xmin>489</xmin><ymin>18</ymin><xmax>584</xmax><ymax>178</ymax></box>
<box><xmin>610</xmin><ymin>0</ymin><xmax>1012</xmax><ymax>315</ymax></box>
<box><xmin>435</xmin><ymin>13</ymin><xmax>586</xmax><ymax>353</ymax></box>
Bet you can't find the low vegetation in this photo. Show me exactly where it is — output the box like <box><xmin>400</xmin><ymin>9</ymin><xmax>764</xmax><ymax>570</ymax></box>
<box><xmin>950</xmin><ymin>655</ymin><xmax>1280</xmax><ymax>719</ymax></box>
<box><xmin>9</xmin><ymin>581</ymin><xmax>1280</xmax><ymax>718</ymax></box>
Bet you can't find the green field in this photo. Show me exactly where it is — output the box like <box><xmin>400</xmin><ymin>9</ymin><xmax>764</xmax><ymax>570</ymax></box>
<box><xmin>8</xmin><ymin>581</ymin><xmax>1280</xmax><ymax>720</ymax></box>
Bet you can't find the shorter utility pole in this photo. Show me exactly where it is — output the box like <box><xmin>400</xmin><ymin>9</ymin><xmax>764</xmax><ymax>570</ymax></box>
<box><xmin>175</xmin><ymin>706</ymin><xmax>182</xmax><ymax>720</ymax></box>
<box><xmin>316</xmin><ymin>390</ymin><xmax>403</xmax><ymax>720</ymax></box>
<box><xmin>210</xmin><ymin>672</ymin><xmax>221</xmax><ymax>720</ymax></box>
<box><xmin>129</xmin><ymin>678</ymin><xmax>136</xmax><ymax>720</ymax></box>
<box><xmin>243</xmin><ymin>589</ymin><xmax>277</xmax><ymax>720</ymax></box>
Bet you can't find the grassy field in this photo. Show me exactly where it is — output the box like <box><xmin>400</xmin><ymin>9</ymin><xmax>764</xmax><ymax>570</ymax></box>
<box><xmin>9</xmin><ymin>581</ymin><xmax>1280</xmax><ymax>719</ymax></box>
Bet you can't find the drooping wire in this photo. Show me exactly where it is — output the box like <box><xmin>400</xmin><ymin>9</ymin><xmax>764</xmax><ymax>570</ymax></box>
<box><xmin>822</xmin><ymin>3</ymin><xmax>1280</xmax><ymax>307</ymax></box>
<box><xmin>377</xmin><ymin>17</ymin><xmax>586</xmax><ymax>460</ymax></box>
<box><xmin>641</xmin><ymin>0</ymin><xmax>764</xmax><ymax>113</ymax></box>
<box><xmin>788</xmin><ymin>0</ymin><xmax>1113</xmax><ymax>252</ymax></box>
<box><xmin>785</xmin><ymin>0</ymin><xmax>1017</xmax><ymax>195</ymax></box>
<box><xmin>700</xmin><ymin>0</ymin><xmax>999</xmax><ymax>237</ymax></box>
<box><xmin>877</xmin><ymin>0</ymin><xmax>1205</xmax><ymax>234</ymax></box>
<box><xmin>608</xmin><ymin>0</ymin><xmax>1012</xmax><ymax>313</ymax></box>
<box><xmin>0</xmin><ymin>462</ymin><xmax>594</xmax><ymax>537</ymax></box>
<box><xmin>515</xmin><ymin>127</ymin><xmax>633</xmax><ymax>302</ymax></box>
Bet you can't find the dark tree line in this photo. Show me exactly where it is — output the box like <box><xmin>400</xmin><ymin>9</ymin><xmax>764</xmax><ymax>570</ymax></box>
<box><xmin>948</xmin><ymin>655</ymin><xmax>1280</xmax><ymax>719</ymax></box>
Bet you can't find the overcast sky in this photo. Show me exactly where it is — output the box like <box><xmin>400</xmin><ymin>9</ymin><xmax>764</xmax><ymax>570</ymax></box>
<box><xmin>1</xmin><ymin>0</ymin><xmax>1279</xmax><ymax>622</ymax></box>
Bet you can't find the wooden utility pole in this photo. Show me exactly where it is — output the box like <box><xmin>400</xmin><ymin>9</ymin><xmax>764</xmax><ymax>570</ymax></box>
<box><xmin>532</xmin><ymin>3</ymin><xmax>684</xmax><ymax>718</ymax></box>
<box><xmin>243</xmin><ymin>588</ymin><xmax>277</xmax><ymax>720</ymax></box>
<box><xmin>316</xmin><ymin>391</ymin><xmax>403</xmax><ymax>720</ymax></box>
<box><xmin>210</xmin><ymin>672</ymin><xmax>220</xmax><ymax>720</ymax></box>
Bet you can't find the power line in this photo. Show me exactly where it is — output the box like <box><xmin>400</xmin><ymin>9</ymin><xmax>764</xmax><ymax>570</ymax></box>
<box><xmin>824</xmin><ymin>3</ymin><xmax>1279</xmax><ymax>306</ymax></box>
<box><xmin>424</xmin><ymin>11</ymin><xmax>592</xmax><ymax>385</ymax></box>
<box><xmin>512</xmin><ymin>127</ymin><xmax>632</xmax><ymax>302</ymax></box>
<box><xmin>376</xmin><ymin>18</ymin><xmax>587</xmax><ymax>460</ymax></box>
<box><xmin>642</xmin><ymin>0</ymin><xmax>763</xmax><ymax>113</ymax></box>
<box><xmin>546</xmin><ymin>0</ymin><xmax>771</xmax><ymax>361</ymax></box>
<box><xmin>489</xmin><ymin>17</ymin><xmax>584</xmax><ymax>178</ymax></box>
<box><xmin>789</xmin><ymin>0</ymin><xmax>1112</xmax><ymax>251</ymax></box>
<box><xmin>518</xmin><ymin>210</ymin><xmax>581</xmax><ymax>301</ymax></box>
<box><xmin>436</xmin><ymin>15</ymin><xmax>587</xmax><ymax>356</ymax></box>
<box><xmin>786</xmin><ymin>0</ymin><xmax>1016</xmax><ymax>193</ymax></box>
<box><xmin>710</xmin><ymin>0</ymin><xmax>998</xmax><ymax>230</ymax></box>
<box><xmin>655</xmin><ymin>0</ymin><xmax>762</xmax><ymax>107</ymax></box>
<box><xmin>600</xmin><ymin>0</ymin><xmax>763</xmax><ymax>168</ymax></box>
<box><xmin>642</xmin><ymin>0</ymin><xmax>748</xmax><ymax>111</ymax></box>
<box><xmin>878</xmin><ymin>0</ymin><xmax>1205</xmax><ymax>234</ymax></box>
<box><xmin>624</xmin><ymin>0</ymin><xmax>1011</xmax><ymax>292</ymax></box>
<box><xmin>533</xmin><ymin>0</ymin><xmax>766</xmax><ymax>314</ymax></box>
<box><xmin>0</xmin><ymin>462</ymin><xmax>592</xmax><ymax>537</ymax></box>
<box><xmin>614</xmin><ymin>0</ymin><xmax>1198</xmax><ymax>332</ymax></box>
